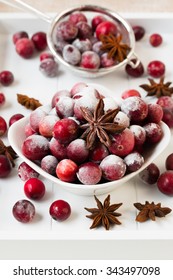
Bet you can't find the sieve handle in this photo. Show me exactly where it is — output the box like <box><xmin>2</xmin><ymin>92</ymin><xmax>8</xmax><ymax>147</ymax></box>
<box><xmin>0</xmin><ymin>0</ymin><xmax>52</xmax><ymax>23</ymax></box>
<box><xmin>127</xmin><ymin>52</ymin><xmax>141</xmax><ymax>69</ymax></box>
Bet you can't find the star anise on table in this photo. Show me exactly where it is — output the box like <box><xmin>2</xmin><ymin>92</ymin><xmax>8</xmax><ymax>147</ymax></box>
<box><xmin>0</xmin><ymin>139</ymin><xmax>18</xmax><ymax>167</ymax></box>
<box><xmin>80</xmin><ymin>98</ymin><xmax>125</xmax><ymax>150</ymax></box>
<box><xmin>99</xmin><ymin>33</ymin><xmax>131</xmax><ymax>62</ymax></box>
<box><xmin>140</xmin><ymin>77</ymin><xmax>173</xmax><ymax>97</ymax></box>
<box><xmin>85</xmin><ymin>194</ymin><xmax>122</xmax><ymax>230</ymax></box>
<box><xmin>134</xmin><ymin>201</ymin><xmax>172</xmax><ymax>223</ymax></box>
<box><xmin>17</xmin><ymin>94</ymin><xmax>42</xmax><ymax>110</ymax></box>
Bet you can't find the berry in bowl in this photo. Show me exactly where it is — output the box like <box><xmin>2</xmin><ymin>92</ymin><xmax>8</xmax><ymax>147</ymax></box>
<box><xmin>8</xmin><ymin>83</ymin><xmax>170</xmax><ymax>195</ymax></box>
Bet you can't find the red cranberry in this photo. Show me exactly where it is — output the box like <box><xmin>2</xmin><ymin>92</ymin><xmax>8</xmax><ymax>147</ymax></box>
<box><xmin>53</xmin><ymin>118</ymin><xmax>79</xmax><ymax>145</ymax></box>
<box><xmin>69</xmin><ymin>12</ymin><xmax>87</xmax><ymax>24</ymax></box>
<box><xmin>124</xmin><ymin>152</ymin><xmax>144</xmax><ymax>172</ymax></box>
<box><xmin>51</xmin><ymin>90</ymin><xmax>71</xmax><ymax>107</ymax></box>
<box><xmin>72</xmin><ymin>38</ymin><xmax>92</xmax><ymax>53</ymax></box>
<box><xmin>0</xmin><ymin>70</ymin><xmax>14</xmax><ymax>86</ymax></box>
<box><xmin>56</xmin><ymin>159</ymin><xmax>78</xmax><ymax>182</ymax></box>
<box><xmin>89</xmin><ymin>143</ymin><xmax>109</xmax><ymax>163</ymax></box>
<box><xmin>18</xmin><ymin>161</ymin><xmax>39</xmax><ymax>181</ymax></box>
<box><xmin>24</xmin><ymin>178</ymin><xmax>45</xmax><ymax>200</ymax></box>
<box><xmin>157</xmin><ymin>170</ymin><xmax>173</xmax><ymax>195</ymax></box>
<box><xmin>56</xmin><ymin>20</ymin><xmax>78</xmax><ymax>41</ymax></box>
<box><xmin>121</xmin><ymin>89</ymin><xmax>141</xmax><ymax>99</ymax></box>
<box><xmin>129</xmin><ymin>125</ymin><xmax>146</xmax><ymax>146</ymax></box>
<box><xmin>55</xmin><ymin>96</ymin><xmax>74</xmax><ymax>118</ymax></box>
<box><xmin>143</xmin><ymin>122</ymin><xmax>163</xmax><ymax>144</ymax></box>
<box><xmin>12</xmin><ymin>31</ymin><xmax>29</xmax><ymax>44</ymax></box>
<box><xmin>0</xmin><ymin>116</ymin><xmax>7</xmax><ymax>136</ymax></box>
<box><xmin>139</xmin><ymin>163</ymin><xmax>160</xmax><ymax>184</ymax></box>
<box><xmin>15</xmin><ymin>38</ymin><xmax>35</xmax><ymax>58</ymax></box>
<box><xmin>149</xmin><ymin>33</ymin><xmax>162</xmax><ymax>47</ymax></box>
<box><xmin>77</xmin><ymin>162</ymin><xmax>102</xmax><ymax>185</ymax></box>
<box><xmin>62</xmin><ymin>45</ymin><xmax>81</xmax><ymax>65</ymax></box>
<box><xmin>80</xmin><ymin>51</ymin><xmax>100</xmax><ymax>69</ymax></box>
<box><xmin>49</xmin><ymin>200</ymin><xmax>71</xmax><ymax>221</ymax></box>
<box><xmin>49</xmin><ymin>137</ymin><xmax>67</xmax><ymax>160</ymax></box>
<box><xmin>96</xmin><ymin>21</ymin><xmax>117</xmax><ymax>39</ymax></box>
<box><xmin>165</xmin><ymin>153</ymin><xmax>173</xmax><ymax>170</ymax></box>
<box><xmin>132</xmin><ymin>26</ymin><xmax>145</xmax><ymax>41</ymax></box>
<box><xmin>125</xmin><ymin>59</ymin><xmax>144</xmax><ymax>77</ymax></box>
<box><xmin>70</xmin><ymin>82</ymin><xmax>87</xmax><ymax>97</ymax></box>
<box><xmin>39</xmin><ymin>115</ymin><xmax>59</xmax><ymax>137</ymax></box>
<box><xmin>100</xmin><ymin>154</ymin><xmax>126</xmax><ymax>181</ymax></box>
<box><xmin>157</xmin><ymin>96</ymin><xmax>173</xmax><ymax>109</ymax></box>
<box><xmin>0</xmin><ymin>155</ymin><xmax>11</xmax><ymax>178</ymax></box>
<box><xmin>146</xmin><ymin>103</ymin><xmax>163</xmax><ymax>123</ymax></box>
<box><xmin>29</xmin><ymin>107</ymin><xmax>48</xmax><ymax>133</ymax></box>
<box><xmin>76</xmin><ymin>21</ymin><xmax>93</xmax><ymax>39</ymax></box>
<box><xmin>41</xmin><ymin>155</ymin><xmax>58</xmax><ymax>175</ymax></box>
<box><xmin>9</xmin><ymin>113</ymin><xmax>24</xmax><ymax>126</ymax></box>
<box><xmin>31</xmin><ymin>32</ymin><xmax>47</xmax><ymax>51</ymax></box>
<box><xmin>67</xmin><ymin>139</ymin><xmax>89</xmax><ymax>164</ymax></box>
<box><xmin>0</xmin><ymin>93</ymin><xmax>5</xmax><ymax>106</ymax></box>
<box><xmin>147</xmin><ymin>60</ymin><xmax>165</xmax><ymax>78</ymax></box>
<box><xmin>12</xmin><ymin>199</ymin><xmax>35</xmax><ymax>223</ymax></box>
<box><xmin>91</xmin><ymin>15</ymin><xmax>106</xmax><ymax>31</ymax></box>
<box><xmin>39</xmin><ymin>58</ymin><xmax>58</xmax><ymax>77</ymax></box>
<box><xmin>40</xmin><ymin>52</ymin><xmax>54</xmax><ymax>61</ymax></box>
<box><xmin>100</xmin><ymin>53</ymin><xmax>115</xmax><ymax>67</ymax></box>
<box><xmin>162</xmin><ymin>108</ymin><xmax>173</xmax><ymax>128</ymax></box>
<box><xmin>24</xmin><ymin>123</ymin><xmax>36</xmax><ymax>137</ymax></box>
<box><xmin>121</xmin><ymin>96</ymin><xmax>148</xmax><ymax>122</ymax></box>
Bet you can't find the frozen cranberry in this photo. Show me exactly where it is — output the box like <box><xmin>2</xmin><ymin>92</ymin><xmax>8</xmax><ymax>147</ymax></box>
<box><xmin>157</xmin><ymin>170</ymin><xmax>173</xmax><ymax>195</ymax></box>
<box><xmin>100</xmin><ymin>53</ymin><xmax>115</xmax><ymax>67</ymax></box>
<box><xmin>157</xmin><ymin>96</ymin><xmax>173</xmax><ymax>109</ymax></box>
<box><xmin>49</xmin><ymin>199</ymin><xmax>71</xmax><ymax>221</ymax></box>
<box><xmin>139</xmin><ymin>163</ymin><xmax>160</xmax><ymax>184</ymax></box>
<box><xmin>76</xmin><ymin>21</ymin><xmax>92</xmax><ymax>39</ymax></box>
<box><xmin>51</xmin><ymin>90</ymin><xmax>71</xmax><ymax>107</ymax></box>
<box><xmin>165</xmin><ymin>153</ymin><xmax>173</xmax><ymax>170</ymax></box>
<box><xmin>29</xmin><ymin>107</ymin><xmax>47</xmax><ymax>133</ymax></box>
<box><xmin>31</xmin><ymin>31</ymin><xmax>47</xmax><ymax>51</ymax></box>
<box><xmin>55</xmin><ymin>96</ymin><xmax>74</xmax><ymax>118</ymax></box>
<box><xmin>114</xmin><ymin>111</ymin><xmax>130</xmax><ymax>128</ymax></box>
<box><xmin>39</xmin><ymin>115</ymin><xmax>59</xmax><ymax>137</ymax></box>
<box><xmin>39</xmin><ymin>58</ymin><xmax>58</xmax><ymax>77</ymax></box>
<box><xmin>0</xmin><ymin>93</ymin><xmax>5</xmax><ymax>106</ymax></box>
<box><xmin>69</xmin><ymin>12</ymin><xmax>87</xmax><ymax>24</ymax></box>
<box><xmin>41</xmin><ymin>155</ymin><xmax>58</xmax><ymax>175</ymax></box>
<box><xmin>18</xmin><ymin>161</ymin><xmax>39</xmax><ymax>181</ymax></box>
<box><xmin>125</xmin><ymin>59</ymin><xmax>144</xmax><ymax>77</ymax></box>
<box><xmin>67</xmin><ymin>139</ymin><xmax>89</xmax><ymax>164</ymax></box>
<box><xmin>24</xmin><ymin>178</ymin><xmax>45</xmax><ymax>200</ymax></box>
<box><xmin>132</xmin><ymin>26</ymin><xmax>145</xmax><ymax>41</ymax></box>
<box><xmin>100</xmin><ymin>154</ymin><xmax>126</xmax><ymax>181</ymax></box>
<box><xmin>12</xmin><ymin>199</ymin><xmax>35</xmax><ymax>223</ymax></box>
<box><xmin>24</xmin><ymin>123</ymin><xmax>36</xmax><ymax>137</ymax></box>
<box><xmin>22</xmin><ymin>134</ymin><xmax>50</xmax><ymax>161</ymax></box>
<box><xmin>72</xmin><ymin>38</ymin><xmax>92</xmax><ymax>53</ymax></box>
<box><xmin>0</xmin><ymin>70</ymin><xmax>14</xmax><ymax>86</ymax></box>
<box><xmin>77</xmin><ymin>162</ymin><xmax>102</xmax><ymax>185</ymax></box>
<box><xmin>15</xmin><ymin>38</ymin><xmax>35</xmax><ymax>58</ymax></box>
<box><xmin>143</xmin><ymin>122</ymin><xmax>163</xmax><ymax>144</ymax></box>
<box><xmin>0</xmin><ymin>155</ymin><xmax>11</xmax><ymax>178</ymax></box>
<box><xmin>12</xmin><ymin>31</ymin><xmax>29</xmax><ymax>44</ymax></box>
<box><xmin>54</xmin><ymin>39</ymin><xmax>68</xmax><ymax>54</ymax></box>
<box><xmin>56</xmin><ymin>159</ymin><xmax>78</xmax><ymax>182</ymax></box>
<box><xmin>149</xmin><ymin>33</ymin><xmax>162</xmax><ymax>47</ymax></box>
<box><xmin>62</xmin><ymin>44</ymin><xmax>81</xmax><ymax>65</ymax></box>
<box><xmin>0</xmin><ymin>116</ymin><xmax>7</xmax><ymax>136</ymax></box>
<box><xmin>96</xmin><ymin>21</ymin><xmax>117</xmax><ymax>39</ymax></box>
<box><xmin>49</xmin><ymin>137</ymin><xmax>67</xmax><ymax>160</ymax></box>
<box><xmin>74</xmin><ymin>94</ymin><xmax>98</xmax><ymax>120</ymax></box>
<box><xmin>130</xmin><ymin>125</ymin><xmax>146</xmax><ymax>146</ymax></box>
<box><xmin>124</xmin><ymin>152</ymin><xmax>144</xmax><ymax>172</ymax></box>
<box><xmin>89</xmin><ymin>143</ymin><xmax>109</xmax><ymax>163</ymax></box>
<box><xmin>162</xmin><ymin>108</ymin><xmax>173</xmax><ymax>128</ymax></box>
<box><xmin>53</xmin><ymin>118</ymin><xmax>79</xmax><ymax>144</ymax></box>
<box><xmin>121</xmin><ymin>96</ymin><xmax>148</xmax><ymax>122</ymax></box>
<box><xmin>40</xmin><ymin>52</ymin><xmax>54</xmax><ymax>61</ymax></box>
<box><xmin>147</xmin><ymin>60</ymin><xmax>165</xmax><ymax>78</ymax></box>
<box><xmin>109</xmin><ymin>128</ymin><xmax>135</xmax><ymax>157</ymax></box>
<box><xmin>146</xmin><ymin>103</ymin><xmax>163</xmax><ymax>123</ymax></box>
<box><xmin>9</xmin><ymin>113</ymin><xmax>24</xmax><ymax>126</ymax></box>
<box><xmin>56</xmin><ymin>20</ymin><xmax>78</xmax><ymax>41</ymax></box>
<box><xmin>91</xmin><ymin>15</ymin><xmax>106</xmax><ymax>31</ymax></box>
<box><xmin>70</xmin><ymin>82</ymin><xmax>87</xmax><ymax>97</ymax></box>
<box><xmin>80</xmin><ymin>51</ymin><xmax>100</xmax><ymax>69</ymax></box>
<box><xmin>121</xmin><ymin>89</ymin><xmax>141</xmax><ymax>99</ymax></box>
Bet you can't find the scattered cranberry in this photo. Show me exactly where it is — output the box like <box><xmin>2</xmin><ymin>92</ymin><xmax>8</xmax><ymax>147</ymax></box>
<box><xmin>40</xmin><ymin>52</ymin><xmax>54</xmax><ymax>61</ymax></box>
<box><xmin>53</xmin><ymin>118</ymin><xmax>79</xmax><ymax>145</ymax></box>
<box><xmin>56</xmin><ymin>159</ymin><xmax>78</xmax><ymax>182</ymax></box>
<box><xmin>165</xmin><ymin>153</ymin><xmax>173</xmax><ymax>170</ymax></box>
<box><xmin>39</xmin><ymin>58</ymin><xmax>58</xmax><ymax>77</ymax></box>
<box><xmin>149</xmin><ymin>33</ymin><xmax>163</xmax><ymax>47</ymax></box>
<box><xmin>12</xmin><ymin>199</ymin><xmax>35</xmax><ymax>223</ymax></box>
<box><xmin>121</xmin><ymin>89</ymin><xmax>141</xmax><ymax>99</ymax></box>
<box><xmin>31</xmin><ymin>31</ymin><xmax>47</xmax><ymax>51</ymax></box>
<box><xmin>0</xmin><ymin>93</ymin><xmax>5</xmax><ymax>106</ymax></box>
<box><xmin>157</xmin><ymin>170</ymin><xmax>173</xmax><ymax>195</ymax></box>
<box><xmin>0</xmin><ymin>70</ymin><xmax>14</xmax><ymax>86</ymax></box>
<box><xmin>69</xmin><ymin>12</ymin><xmax>87</xmax><ymax>24</ymax></box>
<box><xmin>62</xmin><ymin>45</ymin><xmax>81</xmax><ymax>65</ymax></box>
<box><xmin>9</xmin><ymin>113</ymin><xmax>24</xmax><ymax>126</ymax></box>
<box><xmin>125</xmin><ymin>59</ymin><xmax>144</xmax><ymax>77</ymax></box>
<box><xmin>0</xmin><ymin>116</ymin><xmax>7</xmax><ymax>136</ymax></box>
<box><xmin>80</xmin><ymin>51</ymin><xmax>100</xmax><ymax>69</ymax></box>
<box><xmin>0</xmin><ymin>155</ymin><xmax>11</xmax><ymax>178</ymax></box>
<box><xmin>56</xmin><ymin>20</ymin><xmax>78</xmax><ymax>41</ymax></box>
<box><xmin>100</xmin><ymin>154</ymin><xmax>126</xmax><ymax>181</ymax></box>
<box><xmin>139</xmin><ymin>163</ymin><xmax>160</xmax><ymax>184</ymax></box>
<box><xmin>147</xmin><ymin>60</ymin><xmax>165</xmax><ymax>78</ymax></box>
<box><xmin>41</xmin><ymin>155</ymin><xmax>58</xmax><ymax>175</ymax></box>
<box><xmin>49</xmin><ymin>199</ymin><xmax>71</xmax><ymax>221</ymax></box>
<box><xmin>24</xmin><ymin>178</ymin><xmax>46</xmax><ymax>200</ymax></box>
<box><xmin>18</xmin><ymin>162</ymin><xmax>39</xmax><ymax>181</ymax></box>
<box><xmin>132</xmin><ymin>25</ymin><xmax>145</xmax><ymax>41</ymax></box>
<box><xmin>12</xmin><ymin>31</ymin><xmax>29</xmax><ymax>44</ymax></box>
<box><xmin>91</xmin><ymin>15</ymin><xmax>106</xmax><ymax>31</ymax></box>
<box><xmin>95</xmin><ymin>21</ymin><xmax>117</xmax><ymax>39</ymax></box>
<box><xmin>77</xmin><ymin>162</ymin><xmax>102</xmax><ymax>185</ymax></box>
<box><xmin>15</xmin><ymin>38</ymin><xmax>35</xmax><ymax>58</ymax></box>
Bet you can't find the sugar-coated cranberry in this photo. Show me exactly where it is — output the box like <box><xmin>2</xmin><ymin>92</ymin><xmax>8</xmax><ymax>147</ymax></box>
<box><xmin>67</xmin><ymin>139</ymin><xmax>89</xmax><ymax>164</ymax></box>
<box><xmin>125</xmin><ymin>59</ymin><xmax>144</xmax><ymax>77</ymax></box>
<box><xmin>9</xmin><ymin>113</ymin><xmax>24</xmax><ymax>126</ymax></box>
<box><xmin>165</xmin><ymin>153</ymin><xmax>173</xmax><ymax>170</ymax></box>
<box><xmin>132</xmin><ymin>26</ymin><xmax>145</xmax><ymax>41</ymax></box>
<box><xmin>92</xmin><ymin>41</ymin><xmax>104</xmax><ymax>56</ymax></box>
<box><xmin>18</xmin><ymin>161</ymin><xmax>39</xmax><ymax>181</ymax></box>
<box><xmin>70</xmin><ymin>82</ymin><xmax>87</xmax><ymax>97</ymax></box>
<box><xmin>89</xmin><ymin>143</ymin><xmax>109</xmax><ymax>163</ymax></box>
<box><xmin>96</xmin><ymin>21</ymin><xmax>117</xmax><ymax>39</ymax></box>
<box><xmin>31</xmin><ymin>31</ymin><xmax>47</xmax><ymax>51</ymax></box>
<box><xmin>129</xmin><ymin>125</ymin><xmax>146</xmax><ymax>146</ymax></box>
<box><xmin>0</xmin><ymin>93</ymin><xmax>5</xmax><ymax>106</ymax></box>
<box><xmin>139</xmin><ymin>163</ymin><xmax>160</xmax><ymax>184</ymax></box>
<box><xmin>143</xmin><ymin>122</ymin><xmax>163</xmax><ymax>144</ymax></box>
<box><xmin>55</xmin><ymin>96</ymin><xmax>74</xmax><ymax>118</ymax></box>
<box><xmin>0</xmin><ymin>155</ymin><xmax>11</xmax><ymax>178</ymax></box>
<box><xmin>53</xmin><ymin>118</ymin><xmax>79</xmax><ymax>144</ymax></box>
<box><xmin>124</xmin><ymin>152</ymin><xmax>144</xmax><ymax>172</ymax></box>
<box><xmin>80</xmin><ymin>51</ymin><xmax>100</xmax><ymax>69</ymax></box>
<box><xmin>121</xmin><ymin>96</ymin><xmax>148</xmax><ymax>122</ymax></box>
<box><xmin>72</xmin><ymin>38</ymin><xmax>92</xmax><ymax>53</ymax></box>
<box><xmin>29</xmin><ymin>107</ymin><xmax>48</xmax><ymax>133</ymax></box>
<box><xmin>157</xmin><ymin>170</ymin><xmax>173</xmax><ymax>195</ymax></box>
<box><xmin>149</xmin><ymin>33</ymin><xmax>163</xmax><ymax>47</ymax></box>
<box><xmin>39</xmin><ymin>115</ymin><xmax>59</xmax><ymax>137</ymax></box>
<box><xmin>62</xmin><ymin>45</ymin><xmax>81</xmax><ymax>65</ymax></box>
<box><xmin>24</xmin><ymin>178</ymin><xmax>46</xmax><ymax>200</ymax></box>
<box><xmin>0</xmin><ymin>70</ymin><xmax>14</xmax><ymax>86</ymax></box>
<box><xmin>51</xmin><ymin>90</ymin><xmax>71</xmax><ymax>107</ymax></box>
<box><xmin>162</xmin><ymin>108</ymin><xmax>173</xmax><ymax>128</ymax></box>
<box><xmin>114</xmin><ymin>111</ymin><xmax>130</xmax><ymax>128</ymax></box>
<box><xmin>77</xmin><ymin>162</ymin><xmax>102</xmax><ymax>185</ymax></box>
<box><xmin>12</xmin><ymin>199</ymin><xmax>35</xmax><ymax>223</ymax></box>
<box><xmin>76</xmin><ymin>21</ymin><xmax>93</xmax><ymax>39</ymax></box>
<box><xmin>49</xmin><ymin>199</ymin><xmax>71</xmax><ymax>221</ymax></box>
<box><xmin>91</xmin><ymin>15</ymin><xmax>106</xmax><ymax>31</ymax></box>
<box><xmin>56</xmin><ymin>20</ymin><xmax>78</xmax><ymax>41</ymax></box>
<box><xmin>49</xmin><ymin>137</ymin><xmax>67</xmax><ymax>160</ymax></box>
<box><xmin>39</xmin><ymin>58</ymin><xmax>58</xmax><ymax>77</ymax></box>
<box><xmin>69</xmin><ymin>12</ymin><xmax>87</xmax><ymax>24</ymax></box>
<box><xmin>100</xmin><ymin>154</ymin><xmax>126</xmax><ymax>181</ymax></box>
<box><xmin>0</xmin><ymin>116</ymin><xmax>7</xmax><ymax>136</ymax></box>
<box><xmin>100</xmin><ymin>53</ymin><xmax>115</xmax><ymax>67</ymax></box>
<box><xmin>24</xmin><ymin>123</ymin><xmax>36</xmax><ymax>137</ymax></box>
<box><xmin>56</xmin><ymin>159</ymin><xmax>78</xmax><ymax>182</ymax></box>
<box><xmin>146</xmin><ymin>103</ymin><xmax>163</xmax><ymax>123</ymax></box>
<box><xmin>121</xmin><ymin>89</ymin><xmax>141</xmax><ymax>99</ymax></box>
<box><xmin>12</xmin><ymin>31</ymin><xmax>29</xmax><ymax>44</ymax></box>
<box><xmin>41</xmin><ymin>155</ymin><xmax>58</xmax><ymax>175</ymax></box>
<box><xmin>147</xmin><ymin>60</ymin><xmax>165</xmax><ymax>78</ymax></box>
<box><xmin>40</xmin><ymin>52</ymin><xmax>54</xmax><ymax>61</ymax></box>
<box><xmin>15</xmin><ymin>38</ymin><xmax>35</xmax><ymax>58</ymax></box>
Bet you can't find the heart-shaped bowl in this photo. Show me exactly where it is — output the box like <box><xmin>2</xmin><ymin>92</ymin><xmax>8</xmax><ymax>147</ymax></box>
<box><xmin>8</xmin><ymin>84</ymin><xmax>171</xmax><ymax>196</ymax></box>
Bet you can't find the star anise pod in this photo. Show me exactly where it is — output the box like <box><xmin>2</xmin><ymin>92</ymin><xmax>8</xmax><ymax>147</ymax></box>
<box><xmin>0</xmin><ymin>139</ymin><xmax>18</xmax><ymax>167</ymax></box>
<box><xmin>85</xmin><ymin>195</ymin><xmax>122</xmax><ymax>230</ymax></box>
<box><xmin>80</xmin><ymin>98</ymin><xmax>125</xmax><ymax>150</ymax></box>
<box><xmin>140</xmin><ymin>77</ymin><xmax>173</xmax><ymax>97</ymax></box>
<box><xmin>134</xmin><ymin>201</ymin><xmax>172</xmax><ymax>222</ymax></box>
<box><xmin>99</xmin><ymin>33</ymin><xmax>131</xmax><ymax>62</ymax></box>
<box><xmin>17</xmin><ymin>94</ymin><xmax>42</xmax><ymax>110</ymax></box>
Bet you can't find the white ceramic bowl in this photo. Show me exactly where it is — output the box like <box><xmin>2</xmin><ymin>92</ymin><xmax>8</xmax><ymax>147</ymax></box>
<box><xmin>8</xmin><ymin>84</ymin><xmax>171</xmax><ymax>196</ymax></box>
